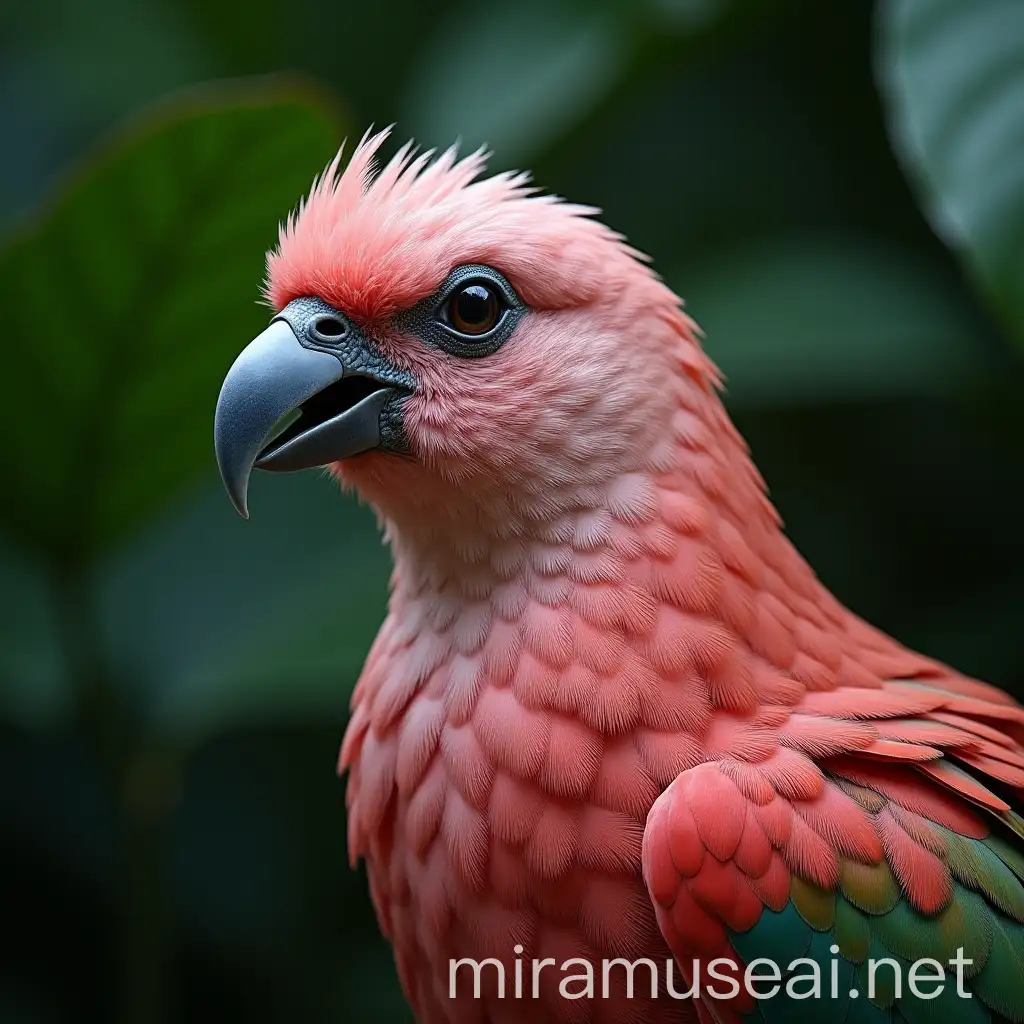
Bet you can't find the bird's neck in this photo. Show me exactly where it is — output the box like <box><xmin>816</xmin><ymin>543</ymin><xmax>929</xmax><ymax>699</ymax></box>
<box><xmin>377</xmin><ymin>384</ymin><xmax>823</xmax><ymax>629</ymax></box>
<box><xmin>346</xmin><ymin>383</ymin><xmax>887</xmax><ymax>774</ymax></box>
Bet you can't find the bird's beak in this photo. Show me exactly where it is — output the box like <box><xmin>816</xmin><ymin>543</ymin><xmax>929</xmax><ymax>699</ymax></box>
<box><xmin>214</xmin><ymin>298</ymin><xmax>413</xmax><ymax>518</ymax></box>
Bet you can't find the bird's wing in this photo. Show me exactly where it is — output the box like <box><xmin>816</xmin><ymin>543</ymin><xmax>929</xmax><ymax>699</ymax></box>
<box><xmin>642</xmin><ymin>674</ymin><xmax>1024</xmax><ymax>1024</ymax></box>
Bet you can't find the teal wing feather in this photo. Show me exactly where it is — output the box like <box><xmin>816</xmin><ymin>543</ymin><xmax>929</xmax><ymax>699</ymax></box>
<box><xmin>642</xmin><ymin>678</ymin><xmax>1024</xmax><ymax>1024</ymax></box>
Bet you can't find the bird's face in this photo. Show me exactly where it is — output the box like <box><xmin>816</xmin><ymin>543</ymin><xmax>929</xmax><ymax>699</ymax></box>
<box><xmin>214</xmin><ymin>132</ymin><xmax>706</xmax><ymax>526</ymax></box>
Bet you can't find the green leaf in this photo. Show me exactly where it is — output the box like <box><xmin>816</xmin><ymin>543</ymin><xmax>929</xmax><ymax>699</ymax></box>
<box><xmin>878</xmin><ymin>0</ymin><xmax>1024</xmax><ymax>344</ymax></box>
<box><xmin>0</xmin><ymin>534</ymin><xmax>68</xmax><ymax>731</ymax></box>
<box><xmin>0</xmin><ymin>77</ymin><xmax>344</xmax><ymax>561</ymax></box>
<box><xmin>399</xmin><ymin>0</ymin><xmax>627</xmax><ymax>164</ymax></box>
<box><xmin>398</xmin><ymin>0</ymin><xmax>730</xmax><ymax>167</ymax></box>
<box><xmin>2</xmin><ymin>468</ymin><xmax>391</xmax><ymax>741</ymax></box>
<box><xmin>96</xmin><ymin>472</ymin><xmax>391</xmax><ymax>744</ymax></box>
<box><xmin>0</xmin><ymin>0</ymin><xmax>215</xmax><ymax>229</ymax></box>
<box><xmin>674</xmin><ymin>234</ymin><xmax>997</xmax><ymax>407</ymax></box>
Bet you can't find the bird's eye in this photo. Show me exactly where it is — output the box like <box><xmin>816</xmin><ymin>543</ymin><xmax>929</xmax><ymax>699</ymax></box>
<box><xmin>403</xmin><ymin>264</ymin><xmax>522</xmax><ymax>357</ymax></box>
<box><xmin>444</xmin><ymin>283</ymin><xmax>503</xmax><ymax>338</ymax></box>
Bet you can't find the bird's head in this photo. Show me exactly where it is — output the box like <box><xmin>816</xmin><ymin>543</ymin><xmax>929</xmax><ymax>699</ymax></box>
<box><xmin>215</xmin><ymin>129</ymin><xmax>720</xmax><ymax>549</ymax></box>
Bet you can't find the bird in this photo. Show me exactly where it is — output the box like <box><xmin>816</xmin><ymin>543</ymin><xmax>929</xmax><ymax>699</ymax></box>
<box><xmin>213</xmin><ymin>128</ymin><xmax>1024</xmax><ymax>1024</ymax></box>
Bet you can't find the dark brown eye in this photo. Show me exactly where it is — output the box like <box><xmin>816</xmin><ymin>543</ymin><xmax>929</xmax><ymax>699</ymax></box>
<box><xmin>446</xmin><ymin>283</ymin><xmax>502</xmax><ymax>337</ymax></box>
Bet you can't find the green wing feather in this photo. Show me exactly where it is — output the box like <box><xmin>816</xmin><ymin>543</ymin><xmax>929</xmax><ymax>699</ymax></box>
<box><xmin>727</xmin><ymin>779</ymin><xmax>1024</xmax><ymax>1024</ymax></box>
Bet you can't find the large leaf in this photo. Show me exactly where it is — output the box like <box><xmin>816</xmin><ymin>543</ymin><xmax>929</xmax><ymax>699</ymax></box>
<box><xmin>398</xmin><ymin>0</ymin><xmax>731</xmax><ymax>166</ymax></box>
<box><xmin>0</xmin><ymin>535</ymin><xmax>67</xmax><ymax>731</ymax></box>
<box><xmin>0</xmin><ymin>78</ymin><xmax>343</xmax><ymax>560</ymax></box>
<box><xmin>878</xmin><ymin>0</ymin><xmax>1024</xmax><ymax>344</ymax></box>
<box><xmin>96</xmin><ymin>472</ymin><xmax>390</xmax><ymax>743</ymax></box>
<box><xmin>399</xmin><ymin>0</ymin><xmax>625</xmax><ymax>164</ymax></box>
<box><xmin>675</xmin><ymin>234</ymin><xmax>999</xmax><ymax>407</ymax></box>
<box><xmin>0</xmin><ymin>0</ymin><xmax>214</xmax><ymax>228</ymax></box>
<box><xmin>0</xmin><ymin>438</ymin><xmax>392</xmax><ymax>742</ymax></box>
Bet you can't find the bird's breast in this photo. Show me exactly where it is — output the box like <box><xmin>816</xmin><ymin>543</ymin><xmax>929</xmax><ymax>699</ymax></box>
<box><xmin>341</xmin><ymin>599</ymin><xmax>702</xmax><ymax>1023</ymax></box>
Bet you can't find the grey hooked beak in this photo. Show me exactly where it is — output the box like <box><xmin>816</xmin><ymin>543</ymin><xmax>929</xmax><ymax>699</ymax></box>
<box><xmin>214</xmin><ymin>298</ymin><xmax>414</xmax><ymax>518</ymax></box>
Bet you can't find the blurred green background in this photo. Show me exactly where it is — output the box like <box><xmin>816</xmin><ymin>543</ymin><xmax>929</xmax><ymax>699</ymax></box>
<box><xmin>2</xmin><ymin>0</ymin><xmax>1024</xmax><ymax>1020</ymax></box>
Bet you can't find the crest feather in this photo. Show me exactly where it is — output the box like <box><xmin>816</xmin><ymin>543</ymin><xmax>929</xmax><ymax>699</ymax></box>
<box><xmin>263</xmin><ymin>127</ymin><xmax>637</xmax><ymax>320</ymax></box>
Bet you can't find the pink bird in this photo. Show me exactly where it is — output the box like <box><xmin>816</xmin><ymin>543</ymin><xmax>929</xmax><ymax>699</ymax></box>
<box><xmin>214</xmin><ymin>129</ymin><xmax>1024</xmax><ymax>1024</ymax></box>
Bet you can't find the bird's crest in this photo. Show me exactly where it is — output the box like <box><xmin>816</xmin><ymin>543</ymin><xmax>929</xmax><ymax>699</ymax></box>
<box><xmin>264</xmin><ymin>127</ymin><xmax>642</xmax><ymax>322</ymax></box>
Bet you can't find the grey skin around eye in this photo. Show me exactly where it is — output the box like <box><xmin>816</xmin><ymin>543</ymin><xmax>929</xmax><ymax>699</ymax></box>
<box><xmin>394</xmin><ymin>263</ymin><xmax>527</xmax><ymax>358</ymax></box>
